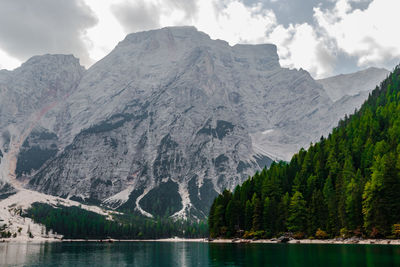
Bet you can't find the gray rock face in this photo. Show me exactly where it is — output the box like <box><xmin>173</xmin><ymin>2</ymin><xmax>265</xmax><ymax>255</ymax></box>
<box><xmin>28</xmin><ymin>27</ymin><xmax>292</xmax><ymax>219</ymax></box>
<box><xmin>317</xmin><ymin>67</ymin><xmax>389</xmax><ymax>102</ymax></box>
<box><xmin>0</xmin><ymin>54</ymin><xmax>84</xmax><ymax>129</ymax></box>
<box><xmin>0</xmin><ymin>27</ymin><xmax>388</xmax><ymax>220</ymax></box>
<box><xmin>0</xmin><ymin>54</ymin><xmax>84</xmax><ymax>191</ymax></box>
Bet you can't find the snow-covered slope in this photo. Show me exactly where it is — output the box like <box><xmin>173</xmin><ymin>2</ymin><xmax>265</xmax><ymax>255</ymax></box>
<box><xmin>0</xmin><ymin>27</ymin><xmax>388</xmax><ymax>220</ymax></box>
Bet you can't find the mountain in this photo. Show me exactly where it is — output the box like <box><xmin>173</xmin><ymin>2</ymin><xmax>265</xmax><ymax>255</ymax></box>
<box><xmin>317</xmin><ymin>68</ymin><xmax>389</xmax><ymax>126</ymax></box>
<box><xmin>0</xmin><ymin>26</ymin><xmax>389</xmax><ymax>220</ymax></box>
<box><xmin>209</xmin><ymin>67</ymin><xmax>400</xmax><ymax>239</ymax></box>
<box><xmin>0</xmin><ymin>54</ymin><xmax>84</xmax><ymax>194</ymax></box>
<box><xmin>317</xmin><ymin>67</ymin><xmax>389</xmax><ymax>102</ymax></box>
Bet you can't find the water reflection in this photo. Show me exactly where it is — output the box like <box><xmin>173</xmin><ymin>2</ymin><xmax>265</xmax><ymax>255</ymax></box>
<box><xmin>208</xmin><ymin>243</ymin><xmax>400</xmax><ymax>267</ymax></box>
<box><xmin>0</xmin><ymin>242</ymin><xmax>42</xmax><ymax>266</ymax></box>
<box><xmin>1</xmin><ymin>242</ymin><xmax>400</xmax><ymax>266</ymax></box>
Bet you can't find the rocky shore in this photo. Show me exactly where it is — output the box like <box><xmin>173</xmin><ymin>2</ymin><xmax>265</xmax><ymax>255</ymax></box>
<box><xmin>2</xmin><ymin>237</ymin><xmax>400</xmax><ymax>245</ymax></box>
<box><xmin>208</xmin><ymin>237</ymin><xmax>400</xmax><ymax>245</ymax></box>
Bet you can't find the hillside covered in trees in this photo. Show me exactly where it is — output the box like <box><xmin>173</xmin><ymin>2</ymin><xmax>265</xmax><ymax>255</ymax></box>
<box><xmin>25</xmin><ymin>203</ymin><xmax>208</xmax><ymax>239</ymax></box>
<box><xmin>209</xmin><ymin>66</ymin><xmax>400</xmax><ymax>239</ymax></box>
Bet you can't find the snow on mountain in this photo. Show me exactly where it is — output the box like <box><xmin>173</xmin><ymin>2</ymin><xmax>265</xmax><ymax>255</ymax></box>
<box><xmin>0</xmin><ymin>27</ymin><xmax>389</xmax><ymax>220</ymax></box>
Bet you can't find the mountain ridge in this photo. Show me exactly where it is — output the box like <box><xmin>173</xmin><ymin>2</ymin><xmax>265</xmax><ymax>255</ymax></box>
<box><xmin>317</xmin><ymin>67</ymin><xmax>389</xmax><ymax>102</ymax></box>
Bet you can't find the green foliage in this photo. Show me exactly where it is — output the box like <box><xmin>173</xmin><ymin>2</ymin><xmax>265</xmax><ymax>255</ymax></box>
<box><xmin>252</xmin><ymin>194</ymin><xmax>262</xmax><ymax>231</ymax></box>
<box><xmin>208</xmin><ymin>190</ymin><xmax>232</xmax><ymax>238</ymax></box>
<box><xmin>209</xmin><ymin>66</ymin><xmax>400</xmax><ymax>239</ymax></box>
<box><xmin>242</xmin><ymin>230</ymin><xmax>265</xmax><ymax>239</ymax></box>
<box><xmin>25</xmin><ymin>203</ymin><xmax>208</xmax><ymax>239</ymax></box>
<box><xmin>139</xmin><ymin>180</ymin><xmax>182</xmax><ymax>217</ymax></box>
<box><xmin>287</xmin><ymin>191</ymin><xmax>307</xmax><ymax>233</ymax></box>
<box><xmin>0</xmin><ymin>231</ymin><xmax>11</xmax><ymax>238</ymax></box>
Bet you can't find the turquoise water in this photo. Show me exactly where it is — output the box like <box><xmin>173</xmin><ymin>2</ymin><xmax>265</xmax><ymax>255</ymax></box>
<box><xmin>1</xmin><ymin>242</ymin><xmax>400</xmax><ymax>266</ymax></box>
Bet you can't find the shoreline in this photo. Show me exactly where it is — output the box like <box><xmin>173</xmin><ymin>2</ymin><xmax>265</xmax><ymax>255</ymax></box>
<box><xmin>209</xmin><ymin>238</ymin><xmax>400</xmax><ymax>245</ymax></box>
<box><xmin>2</xmin><ymin>237</ymin><xmax>400</xmax><ymax>245</ymax></box>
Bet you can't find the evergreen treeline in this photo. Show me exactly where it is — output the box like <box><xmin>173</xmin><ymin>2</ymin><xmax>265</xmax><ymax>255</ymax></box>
<box><xmin>209</xmin><ymin>66</ymin><xmax>400</xmax><ymax>239</ymax></box>
<box><xmin>25</xmin><ymin>203</ymin><xmax>208</xmax><ymax>239</ymax></box>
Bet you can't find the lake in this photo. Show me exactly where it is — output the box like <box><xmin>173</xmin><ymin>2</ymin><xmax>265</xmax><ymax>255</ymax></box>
<box><xmin>1</xmin><ymin>241</ymin><xmax>400</xmax><ymax>266</ymax></box>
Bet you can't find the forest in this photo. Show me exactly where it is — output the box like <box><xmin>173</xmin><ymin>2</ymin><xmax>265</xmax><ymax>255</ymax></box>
<box><xmin>25</xmin><ymin>203</ymin><xmax>208</xmax><ymax>239</ymax></box>
<box><xmin>209</xmin><ymin>66</ymin><xmax>400</xmax><ymax>239</ymax></box>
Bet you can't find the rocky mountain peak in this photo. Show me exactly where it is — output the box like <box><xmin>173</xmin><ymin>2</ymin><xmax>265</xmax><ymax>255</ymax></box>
<box><xmin>0</xmin><ymin>27</ymin><xmax>390</xmax><ymax>221</ymax></box>
<box><xmin>112</xmin><ymin>26</ymin><xmax>280</xmax><ymax>70</ymax></box>
<box><xmin>20</xmin><ymin>54</ymin><xmax>82</xmax><ymax>67</ymax></box>
<box><xmin>15</xmin><ymin>54</ymin><xmax>84</xmax><ymax>80</ymax></box>
<box><xmin>121</xmin><ymin>26</ymin><xmax>209</xmax><ymax>47</ymax></box>
<box><xmin>24</xmin><ymin>28</ymin><xmax>332</xmax><ymax>219</ymax></box>
<box><xmin>8</xmin><ymin>54</ymin><xmax>84</xmax><ymax>100</ymax></box>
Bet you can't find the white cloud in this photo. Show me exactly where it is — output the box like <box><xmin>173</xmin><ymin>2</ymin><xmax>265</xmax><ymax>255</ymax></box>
<box><xmin>86</xmin><ymin>0</ymin><xmax>331</xmax><ymax>77</ymax></box>
<box><xmin>194</xmin><ymin>1</ymin><xmax>276</xmax><ymax>45</ymax></box>
<box><xmin>0</xmin><ymin>0</ymin><xmax>97</xmax><ymax>68</ymax></box>
<box><xmin>83</xmin><ymin>0</ymin><xmax>125</xmax><ymax>63</ymax></box>
<box><xmin>263</xmin><ymin>0</ymin><xmax>400</xmax><ymax>78</ymax></box>
<box><xmin>109</xmin><ymin>0</ymin><xmax>276</xmax><ymax>45</ymax></box>
<box><xmin>0</xmin><ymin>50</ymin><xmax>21</xmax><ymax>70</ymax></box>
<box><xmin>0</xmin><ymin>0</ymin><xmax>398</xmax><ymax>79</ymax></box>
<box><xmin>314</xmin><ymin>0</ymin><xmax>400</xmax><ymax>69</ymax></box>
<box><xmin>82</xmin><ymin>0</ymin><xmax>370</xmax><ymax>78</ymax></box>
<box><xmin>267</xmin><ymin>23</ymin><xmax>335</xmax><ymax>78</ymax></box>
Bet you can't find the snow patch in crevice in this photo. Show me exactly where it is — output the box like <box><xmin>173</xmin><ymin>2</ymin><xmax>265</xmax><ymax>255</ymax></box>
<box><xmin>134</xmin><ymin>187</ymin><xmax>154</xmax><ymax>218</ymax></box>
<box><xmin>170</xmin><ymin>182</ymin><xmax>191</xmax><ymax>220</ymax></box>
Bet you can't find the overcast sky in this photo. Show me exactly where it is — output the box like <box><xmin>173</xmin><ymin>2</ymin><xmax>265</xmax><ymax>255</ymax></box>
<box><xmin>0</xmin><ymin>0</ymin><xmax>398</xmax><ymax>78</ymax></box>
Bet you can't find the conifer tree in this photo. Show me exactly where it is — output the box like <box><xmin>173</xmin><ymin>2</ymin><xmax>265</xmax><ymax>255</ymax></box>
<box><xmin>209</xmin><ymin>67</ymin><xmax>400</xmax><ymax>239</ymax></box>
<box><xmin>252</xmin><ymin>194</ymin><xmax>262</xmax><ymax>231</ymax></box>
<box><xmin>287</xmin><ymin>191</ymin><xmax>307</xmax><ymax>233</ymax></box>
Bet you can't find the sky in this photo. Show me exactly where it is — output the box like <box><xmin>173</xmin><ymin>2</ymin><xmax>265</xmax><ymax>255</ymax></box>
<box><xmin>0</xmin><ymin>0</ymin><xmax>398</xmax><ymax>78</ymax></box>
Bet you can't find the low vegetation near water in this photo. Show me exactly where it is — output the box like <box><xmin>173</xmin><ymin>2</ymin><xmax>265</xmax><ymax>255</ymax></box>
<box><xmin>209</xmin><ymin>66</ymin><xmax>400</xmax><ymax>240</ymax></box>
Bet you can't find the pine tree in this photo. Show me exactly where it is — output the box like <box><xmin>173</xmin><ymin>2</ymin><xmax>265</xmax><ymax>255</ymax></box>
<box><xmin>308</xmin><ymin>190</ymin><xmax>326</xmax><ymax>236</ymax></box>
<box><xmin>252</xmin><ymin>194</ymin><xmax>262</xmax><ymax>231</ymax></box>
<box><xmin>287</xmin><ymin>191</ymin><xmax>307</xmax><ymax>233</ymax></box>
<box><xmin>263</xmin><ymin>196</ymin><xmax>278</xmax><ymax>236</ymax></box>
<box><xmin>276</xmin><ymin>192</ymin><xmax>290</xmax><ymax>233</ymax></box>
<box><xmin>245</xmin><ymin>200</ymin><xmax>253</xmax><ymax>231</ymax></box>
<box><xmin>345</xmin><ymin>170</ymin><xmax>362</xmax><ymax>230</ymax></box>
<box><xmin>225</xmin><ymin>200</ymin><xmax>241</xmax><ymax>236</ymax></box>
<box><xmin>323</xmin><ymin>176</ymin><xmax>337</xmax><ymax>235</ymax></box>
<box><xmin>363</xmin><ymin>155</ymin><xmax>385</xmax><ymax>236</ymax></box>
